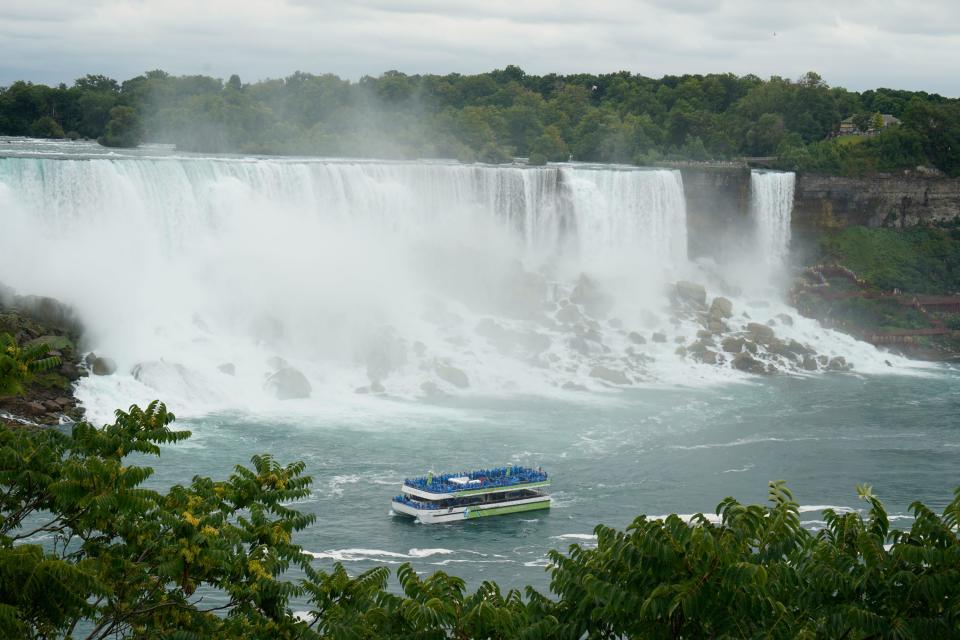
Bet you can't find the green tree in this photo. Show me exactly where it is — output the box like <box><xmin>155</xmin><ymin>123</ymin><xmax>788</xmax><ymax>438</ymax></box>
<box><xmin>29</xmin><ymin>116</ymin><xmax>65</xmax><ymax>139</ymax></box>
<box><xmin>0</xmin><ymin>333</ymin><xmax>60</xmax><ymax>397</ymax></box>
<box><xmin>98</xmin><ymin>106</ymin><xmax>143</xmax><ymax>148</ymax></box>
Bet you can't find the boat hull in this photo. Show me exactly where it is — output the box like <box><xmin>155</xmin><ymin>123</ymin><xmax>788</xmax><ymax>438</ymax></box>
<box><xmin>392</xmin><ymin>495</ymin><xmax>551</xmax><ymax>524</ymax></box>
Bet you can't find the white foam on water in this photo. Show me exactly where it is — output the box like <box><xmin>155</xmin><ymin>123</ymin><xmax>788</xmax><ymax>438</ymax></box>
<box><xmin>306</xmin><ymin>547</ymin><xmax>456</xmax><ymax>562</ymax></box>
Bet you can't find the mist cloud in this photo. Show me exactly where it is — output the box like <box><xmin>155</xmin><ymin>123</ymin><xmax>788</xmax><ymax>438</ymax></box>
<box><xmin>0</xmin><ymin>0</ymin><xmax>957</xmax><ymax>95</ymax></box>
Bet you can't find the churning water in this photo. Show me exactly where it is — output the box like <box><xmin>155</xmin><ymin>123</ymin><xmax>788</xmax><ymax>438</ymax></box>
<box><xmin>0</xmin><ymin>139</ymin><xmax>955</xmax><ymax>593</ymax></box>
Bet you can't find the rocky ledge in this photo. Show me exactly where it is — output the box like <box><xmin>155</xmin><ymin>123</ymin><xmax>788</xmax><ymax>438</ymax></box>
<box><xmin>0</xmin><ymin>290</ymin><xmax>86</xmax><ymax>428</ymax></box>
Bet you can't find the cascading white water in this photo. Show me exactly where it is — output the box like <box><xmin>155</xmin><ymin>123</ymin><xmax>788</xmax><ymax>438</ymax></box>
<box><xmin>0</xmin><ymin>143</ymin><xmax>921</xmax><ymax>421</ymax></box>
<box><xmin>750</xmin><ymin>170</ymin><xmax>795</xmax><ymax>269</ymax></box>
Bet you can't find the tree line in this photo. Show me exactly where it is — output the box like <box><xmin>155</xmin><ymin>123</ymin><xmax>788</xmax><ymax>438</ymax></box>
<box><xmin>1</xmin><ymin>334</ymin><xmax>959</xmax><ymax>637</ymax></box>
<box><xmin>1</xmin><ymin>67</ymin><xmax>959</xmax><ymax>175</ymax></box>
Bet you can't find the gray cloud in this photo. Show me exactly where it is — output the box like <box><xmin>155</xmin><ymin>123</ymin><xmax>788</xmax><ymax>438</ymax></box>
<box><xmin>0</xmin><ymin>0</ymin><xmax>956</xmax><ymax>95</ymax></box>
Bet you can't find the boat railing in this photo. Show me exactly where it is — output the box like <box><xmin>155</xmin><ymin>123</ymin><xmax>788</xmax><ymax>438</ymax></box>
<box><xmin>393</xmin><ymin>495</ymin><xmax>442</xmax><ymax>510</ymax></box>
<box><xmin>403</xmin><ymin>466</ymin><xmax>548</xmax><ymax>494</ymax></box>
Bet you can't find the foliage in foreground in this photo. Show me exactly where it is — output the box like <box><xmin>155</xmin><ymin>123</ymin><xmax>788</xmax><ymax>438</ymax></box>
<box><xmin>0</xmin><ymin>404</ymin><xmax>958</xmax><ymax>639</ymax></box>
<box><xmin>0</xmin><ymin>332</ymin><xmax>60</xmax><ymax>397</ymax></box>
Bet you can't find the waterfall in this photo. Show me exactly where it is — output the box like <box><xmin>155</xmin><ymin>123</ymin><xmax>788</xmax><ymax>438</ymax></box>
<box><xmin>0</xmin><ymin>157</ymin><xmax>686</xmax><ymax>264</ymax></box>
<box><xmin>750</xmin><ymin>170</ymin><xmax>795</xmax><ymax>269</ymax></box>
<box><xmin>0</xmin><ymin>145</ymin><xmax>907</xmax><ymax>419</ymax></box>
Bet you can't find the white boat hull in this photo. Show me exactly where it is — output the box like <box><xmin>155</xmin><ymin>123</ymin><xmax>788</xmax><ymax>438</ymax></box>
<box><xmin>392</xmin><ymin>495</ymin><xmax>551</xmax><ymax>524</ymax></box>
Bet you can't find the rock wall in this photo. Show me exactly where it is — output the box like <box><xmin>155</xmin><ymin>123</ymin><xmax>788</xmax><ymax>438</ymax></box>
<box><xmin>792</xmin><ymin>174</ymin><xmax>960</xmax><ymax>231</ymax></box>
<box><xmin>679</xmin><ymin>166</ymin><xmax>752</xmax><ymax>260</ymax></box>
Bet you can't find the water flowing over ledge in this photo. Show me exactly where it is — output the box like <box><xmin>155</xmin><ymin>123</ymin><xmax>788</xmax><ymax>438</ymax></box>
<box><xmin>0</xmin><ymin>147</ymin><xmax>923</xmax><ymax>421</ymax></box>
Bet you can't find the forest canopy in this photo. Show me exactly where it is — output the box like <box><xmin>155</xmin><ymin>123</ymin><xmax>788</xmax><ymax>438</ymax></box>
<box><xmin>1</xmin><ymin>67</ymin><xmax>958</xmax><ymax>176</ymax></box>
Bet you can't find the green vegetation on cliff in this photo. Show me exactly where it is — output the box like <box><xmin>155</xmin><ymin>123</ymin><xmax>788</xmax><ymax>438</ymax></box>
<box><xmin>2</xmin><ymin>68</ymin><xmax>957</xmax><ymax>175</ymax></box>
<box><xmin>2</xmin><ymin>402</ymin><xmax>959</xmax><ymax>638</ymax></box>
<box><xmin>822</xmin><ymin>226</ymin><xmax>960</xmax><ymax>294</ymax></box>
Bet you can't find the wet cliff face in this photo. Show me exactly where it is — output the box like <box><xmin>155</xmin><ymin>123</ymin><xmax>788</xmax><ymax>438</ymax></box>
<box><xmin>792</xmin><ymin>174</ymin><xmax>960</xmax><ymax>231</ymax></box>
<box><xmin>679</xmin><ymin>167</ymin><xmax>752</xmax><ymax>261</ymax></box>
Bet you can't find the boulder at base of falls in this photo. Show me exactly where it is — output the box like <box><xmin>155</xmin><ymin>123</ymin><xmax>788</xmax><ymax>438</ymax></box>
<box><xmin>802</xmin><ymin>355</ymin><xmax>818</xmax><ymax>371</ymax></box>
<box><xmin>697</xmin><ymin>350</ymin><xmax>719</xmax><ymax>365</ymax></box>
<box><xmin>628</xmin><ymin>331</ymin><xmax>647</xmax><ymax>344</ymax></box>
<box><xmin>731</xmin><ymin>352</ymin><xmax>767</xmax><ymax>374</ymax></box>
<box><xmin>264</xmin><ymin>367</ymin><xmax>312</xmax><ymax>400</ymax></box>
<box><xmin>571</xmin><ymin>274</ymin><xmax>614</xmax><ymax>318</ymax></box>
<box><xmin>434</xmin><ymin>363</ymin><xmax>470</xmax><ymax>389</ymax></box>
<box><xmin>91</xmin><ymin>357</ymin><xmax>117</xmax><ymax>376</ymax></box>
<box><xmin>674</xmin><ymin>281</ymin><xmax>707</xmax><ymax>308</ymax></box>
<box><xmin>589</xmin><ymin>366</ymin><xmax>630</xmax><ymax>385</ymax></box>
<box><xmin>561</xmin><ymin>381</ymin><xmax>588</xmax><ymax>391</ymax></box>
<box><xmin>827</xmin><ymin>356</ymin><xmax>852</xmax><ymax>372</ymax></box>
<box><xmin>651</xmin><ymin>332</ymin><xmax>667</xmax><ymax>343</ymax></box>
<box><xmin>776</xmin><ymin>313</ymin><xmax>795</xmax><ymax>327</ymax></box>
<box><xmin>746</xmin><ymin>322</ymin><xmax>776</xmax><ymax>344</ymax></box>
<box><xmin>218</xmin><ymin>363</ymin><xmax>236</xmax><ymax>376</ymax></box>
<box><xmin>721</xmin><ymin>337</ymin><xmax>745</xmax><ymax>353</ymax></box>
<box><xmin>709</xmin><ymin>296</ymin><xmax>733</xmax><ymax>319</ymax></box>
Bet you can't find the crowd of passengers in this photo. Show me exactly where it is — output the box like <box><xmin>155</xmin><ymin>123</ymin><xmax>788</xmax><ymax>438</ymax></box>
<box><xmin>403</xmin><ymin>466</ymin><xmax>548</xmax><ymax>493</ymax></box>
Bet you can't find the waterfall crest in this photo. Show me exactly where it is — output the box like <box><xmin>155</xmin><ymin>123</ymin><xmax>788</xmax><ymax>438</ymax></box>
<box><xmin>750</xmin><ymin>170</ymin><xmax>795</xmax><ymax>269</ymax></box>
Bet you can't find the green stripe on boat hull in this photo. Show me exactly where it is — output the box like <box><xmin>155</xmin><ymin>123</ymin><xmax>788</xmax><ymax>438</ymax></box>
<box><xmin>465</xmin><ymin>500</ymin><xmax>551</xmax><ymax>519</ymax></box>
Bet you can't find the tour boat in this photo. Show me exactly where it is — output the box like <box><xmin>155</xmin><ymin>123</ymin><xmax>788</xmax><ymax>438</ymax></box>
<box><xmin>391</xmin><ymin>466</ymin><xmax>551</xmax><ymax>524</ymax></box>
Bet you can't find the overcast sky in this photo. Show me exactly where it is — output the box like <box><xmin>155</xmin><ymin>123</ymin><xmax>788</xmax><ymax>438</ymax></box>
<box><xmin>1</xmin><ymin>0</ymin><xmax>958</xmax><ymax>96</ymax></box>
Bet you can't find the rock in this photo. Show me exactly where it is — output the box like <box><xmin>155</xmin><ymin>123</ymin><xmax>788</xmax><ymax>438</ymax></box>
<box><xmin>802</xmin><ymin>355</ymin><xmax>818</xmax><ymax>371</ymax></box>
<box><xmin>218</xmin><ymin>363</ymin><xmax>236</xmax><ymax>376</ymax></box>
<box><xmin>412</xmin><ymin>341</ymin><xmax>427</xmax><ymax>357</ymax></box>
<box><xmin>556</xmin><ymin>304</ymin><xmax>583</xmax><ymax>325</ymax></box>
<box><xmin>696</xmin><ymin>330</ymin><xmax>713</xmax><ymax>340</ymax></box>
<box><xmin>589</xmin><ymin>366</ymin><xmax>630</xmax><ymax>385</ymax></box>
<box><xmin>84</xmin><ymin>352</ymin><xmax>97</xmax><ymax>367</ymax></box>
<box><xmin>561</xmin><ymin>381</ymin><xmax>588</xmax><ymax>391</ymax></box>
<box><xmin>651</xmin><ymin>332</ymin><xmax>667</xmax><ymax>343</ymax></box>
<box><xmin>26</xmin><ymin>335</ymin><xmax>74</xmax><ymax>353</ymax></box>
<box><xmin>571</xmin><ymin>274</ymin><xmax>613</xmax><ymax>318</ymax></box>
<box><xmin>721</xmin><ymin>337</ymin><xmax>744</xmax><ymax>353</ymax></box>
<box><xmin>746</xmin><ymin>322</ymin><xmax>775</xmax><ymax>343</ymax></box>
<box><xmin>628</xmin><ymin>331</ymin><xmax>647</xmax><ymax>345</ymax></box>
<box><xmin>266</xmin><ymin>356</ymin><xmax>288</xmax><ymax>371</ymax></box>
<box><xmin>435</xmin><ymin>363</ymin><xmax>470</xmax><ymax>389</ymax></box>
<box><xmin>674</xmin><ymin>281</ymin><xmax>707</xmax><ymax>307</ymax></box>
<box><xmin>355</xmin><ymin>386</ymin><xmax>370</xmax><ymax>394</ymax></box>
<box><xmin>573</xmin><ymin>323</ymin><xmax>602</xmax><ymax>343</ymax></box>
<box><xmin>731</xmin><ymin>352</ymin><xmax>766</xmax><ymax>374</ymax></box>
<box><xmin>91</xmin><ymin>357</ymin><xmax>116</xmax><ymax>376</ymax></box>
<box><xmin>370</xmin><ymin>380</ymin><xmax>385</xmax><ymax>393</ymax></box>
<box><xmin>60</xmin><ymin>362</ymin><xmax>82</xmax><ymax>381</ymax></box>
<box><xmin>43</xmin><ymin>400</ymin><xmax>60</xmax><ymax>412</ymax></box>
<box><xmin>673</xmin><ymin>335</ymin><xmax>686</xmax><ymax>344</ymax></box>
<box><xmin>707</xmin><ymin>319</ymin><xmax>727</xmax><ymax>333</ymax></box>
<box><xmin>674</xmin><ymin>346</ymin><xmax>687</xmax><ymax>357</ymax></box>
<box><xmin>709</xmin><ymin>296</ymin><xmax>733</xmax><ymax>319</ymax></box>
<box><xmin>54</xmin><ymin>396</ymin><xmax>73</xmax><ymax>407</ymax></box>
<box><xmin>701</xmin><ymin>350</ymin><xmax>718</xmax><ymax>365</ymax></box>
<box><xmin>568</xmin><ymin>336</ymin><xmax>592</xmax><ymax>356</ymax></box>
<box><xmin>776</xmin><ymin>313</ymin><xmax>794</xmax><ymax>327</ymax></box>
<box><xmin>264</xmin><ymin>367</ymin><xmax>312</xmax><ymax>400</ymax></box>
<box><xmin>827</xmin><ymin>356</ymin><xmax>851</xmax><ymax>372</ymax></box>
<box><xmin>817</xmin><ymin>355</ymin><xmax>829</xmax><ymax>366</ymax></box>
<box><xmin>419</xmin><ymin>381</ymin><xmax>441</xmax><ymax>395</ymax></box>
<box><xmin>25</xmin><ymin>402</ymin><xmax>47</xmax><ymax>416</ymax></box>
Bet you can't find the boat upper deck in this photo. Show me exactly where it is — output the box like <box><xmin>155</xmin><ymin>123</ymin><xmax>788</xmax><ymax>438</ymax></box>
<box><xmin>402</xmin><ymin>466</ymin><xmax>549</xmax><ymax>499</ymax></box>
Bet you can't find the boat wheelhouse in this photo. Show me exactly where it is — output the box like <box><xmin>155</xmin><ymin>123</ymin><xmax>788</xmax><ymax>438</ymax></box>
<box><xmin>391</xmin><ymin>466</ymin><xmax>550</xmax><ymax>524</ymax></box>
